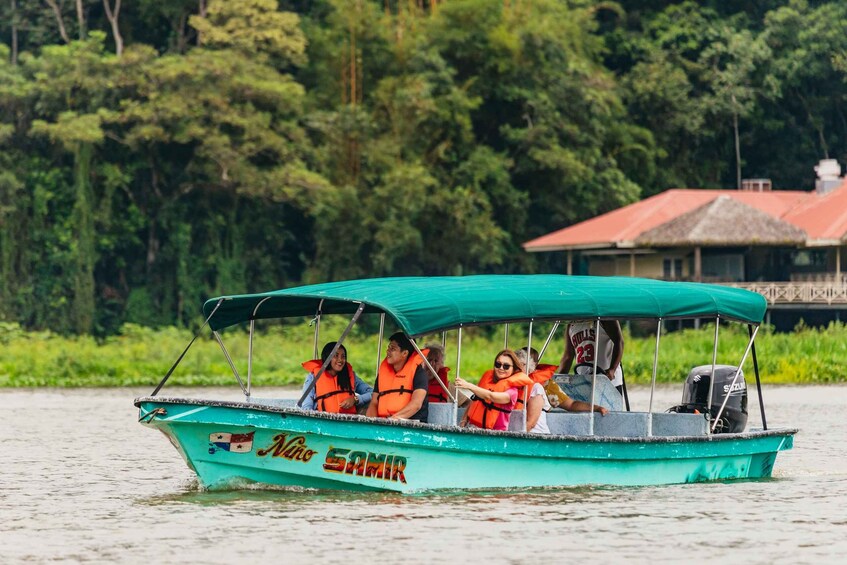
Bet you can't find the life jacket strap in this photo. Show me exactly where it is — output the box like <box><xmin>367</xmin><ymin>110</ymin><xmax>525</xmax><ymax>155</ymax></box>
<box><xmin>380</xmin><ymin>387</ymin><xmax>412</xmax><ymax>396</ymax></box>
<box><xmin>314</xmin><ymin>389</ymin><xmax>349</xmax><ymax>402</ymax></box>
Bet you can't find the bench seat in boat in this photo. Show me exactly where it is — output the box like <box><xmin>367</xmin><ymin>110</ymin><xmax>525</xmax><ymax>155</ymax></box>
<box><xmin>428</xmin><ymin>403</ymin><xmax>708</xmax><ymax>437</ymax></box>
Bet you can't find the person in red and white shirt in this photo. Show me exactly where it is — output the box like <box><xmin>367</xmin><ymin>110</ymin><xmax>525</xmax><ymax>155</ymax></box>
<box><xmin>558</xmin><ymin>320</ymin><xmax>625</xmax><ymax>394</ymax></box>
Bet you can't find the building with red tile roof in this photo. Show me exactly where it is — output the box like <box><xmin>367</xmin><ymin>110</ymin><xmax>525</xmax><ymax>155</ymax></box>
<box><xmin>524</xmin><ymin>163</ymin><xmax>847</xmax><ymax>323</ymax></box>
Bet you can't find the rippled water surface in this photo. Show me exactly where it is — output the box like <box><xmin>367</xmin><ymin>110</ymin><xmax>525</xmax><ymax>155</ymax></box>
<box><xmin>2</xmin><ymin>385</ymin><xmax>846</xmax><ymax>563</ymax></box>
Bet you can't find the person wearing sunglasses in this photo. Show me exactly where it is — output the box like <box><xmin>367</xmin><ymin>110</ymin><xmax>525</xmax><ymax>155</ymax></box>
<box><xmin>456</xmin><ymin>349</ymin><xmax>532</xmax><ymax>431</ymax></box>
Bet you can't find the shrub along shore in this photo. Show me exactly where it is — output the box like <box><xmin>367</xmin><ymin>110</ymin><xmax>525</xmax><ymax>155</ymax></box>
<box><xmin>1</xmin><ymin>320</ymin><xmax>846</xmax><ymax>388</ymax></box>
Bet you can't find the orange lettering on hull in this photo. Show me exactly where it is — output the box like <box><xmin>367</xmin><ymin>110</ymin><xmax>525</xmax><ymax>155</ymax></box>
<box><xmin>323</xmin><ymin>446</ymin><xmax>408</xmax><ymax>484</ymax></box>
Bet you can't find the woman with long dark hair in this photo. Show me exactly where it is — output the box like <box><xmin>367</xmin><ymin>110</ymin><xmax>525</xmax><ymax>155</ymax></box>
<box><xmin>301</xmin><ymin>342</ymin><xmax>373</xmax><ymax>414</ymax></box>
<box><xmin>456</xmin><ymin>349</ymin><xmax>533</xmax><ymax>431</ymax></box>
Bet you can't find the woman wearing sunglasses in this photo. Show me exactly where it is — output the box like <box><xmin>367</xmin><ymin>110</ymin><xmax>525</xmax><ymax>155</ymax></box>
<box><xmin>456</xmin><ymin>349</ymin><xmax>533</xmax><ymax>431</ymax></box>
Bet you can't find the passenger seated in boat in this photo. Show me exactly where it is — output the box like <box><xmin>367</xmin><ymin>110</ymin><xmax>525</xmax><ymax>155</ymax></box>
<box><xmin>515</xmin><ymin>348</ymin><xmax>607</xmax><ymax>433</ymax></box>
<box><xmin>300</xmin><ymin>342</ymin><xmax>373</xmax><ymax>414</ymax></box>
<box><xmin>456</xmin><ymin>350</ymin><xmax>532</xmax><ymax>431</ymax></box>
<box><xmin>513</xmin><ymin>346</ymin><xmax>559</xmax><ymax>411</ymax></box>
<box><xmin>366</xmin><ymin>332</ymin><xmax>429</xmax><ymax>422</ymax></box>
<box><xmin>559</xmin><ymin>320</ymin><xmax>625</xmax><ymax>395</ymax></box>
<box><xmin>515</xmin><ymin>348</ymin><xmax>551</xmax><ymax>433</ymax></box>
<box><xmin>424</xmin><ymin>343</ymin><xmax>451</xmax><ymax>403</ymax></box>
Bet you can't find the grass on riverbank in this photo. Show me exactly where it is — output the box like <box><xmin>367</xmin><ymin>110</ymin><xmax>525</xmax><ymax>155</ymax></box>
<box><xmin>1</xmin><ymin>319</ymin><xmax>846</xmax><ymax>388</ymax></box>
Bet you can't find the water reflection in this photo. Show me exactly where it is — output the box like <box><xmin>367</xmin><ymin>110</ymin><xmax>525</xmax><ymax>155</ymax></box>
<box><xmin>139</xmin><ymin>482</ymin><xmax>609</xmax><ymax>508</ymax></box>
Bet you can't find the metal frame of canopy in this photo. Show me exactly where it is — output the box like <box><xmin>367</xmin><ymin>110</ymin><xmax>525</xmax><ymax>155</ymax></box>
<box><xmin>151</xmin><ymin>276</ymin><xmax>769</xmax><ymax>437</ymax></box>
<box><xmin>200</xmin><ymin>275</ymin><xmax>768</xmax><ymax>335</ymax></box>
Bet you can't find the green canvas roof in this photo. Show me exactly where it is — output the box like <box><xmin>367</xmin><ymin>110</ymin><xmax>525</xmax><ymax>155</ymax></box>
<box><xmin>202</xmin><ymin>275</ymin><xmax>767</xmax><ymax>336</ymax></box>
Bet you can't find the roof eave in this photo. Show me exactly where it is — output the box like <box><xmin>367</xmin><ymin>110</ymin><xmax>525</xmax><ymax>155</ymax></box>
<box><xmin>805</xmin><ymin>239</ymin><xmax>843</xmax><ymax>247</ymax></box>
<box><xmin>524</xmin><ymin>242</ymin><xmax>619</xmax><ymax>252</ymax></box>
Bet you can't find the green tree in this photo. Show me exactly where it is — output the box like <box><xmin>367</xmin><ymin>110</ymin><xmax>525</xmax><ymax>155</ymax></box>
<box><xmin>429</xmin><ymin>0</ymin><xmax>649</xmax><ymax>237</ymax></box>
<box><xmin>700</xmin><ymin>27</ymin><xmax>772</xmax><ymax>188</ymax></box>
<box><xmin>761</xmin><ymin>1</ymin><xmax>847</xmax><ymax>180</ymax></box>
<box><xmin>190</xmin><ymin>0</ymin><xmax>307</xmax><ymax>67</ymax></box>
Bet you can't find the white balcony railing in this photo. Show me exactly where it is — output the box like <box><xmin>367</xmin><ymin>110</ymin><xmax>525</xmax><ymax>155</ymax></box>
<box><xmin>721</xmin><ymin>281</ymin><xmax>847</xmax><ymax>305</ymax></box>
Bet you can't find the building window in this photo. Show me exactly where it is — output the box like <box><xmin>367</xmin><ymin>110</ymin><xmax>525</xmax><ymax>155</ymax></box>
<box><xmin>663</xmin><ymin>258</ymin><xmax>683</xmax><ymax>280</ymax></box>
<box><xmin>702</xmin><ymin>254</ymin><xmax>745</xmax><ymax>282</ymax></box>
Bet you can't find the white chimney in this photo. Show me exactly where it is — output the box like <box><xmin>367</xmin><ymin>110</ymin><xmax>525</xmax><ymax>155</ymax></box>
<box><xmin>815</xmin><ymin>159</ymin><xmax>843</xmax><ymax>194</ymax></box>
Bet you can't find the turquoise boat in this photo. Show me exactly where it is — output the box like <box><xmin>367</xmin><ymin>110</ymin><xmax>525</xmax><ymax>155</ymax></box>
<box><xmin>136</xmin><ymin>275</ymin><xmax>796</xmax><ymax>493</ymax></box>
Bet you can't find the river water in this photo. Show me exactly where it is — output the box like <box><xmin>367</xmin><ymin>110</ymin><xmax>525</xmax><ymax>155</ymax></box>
<box><xmin>1</xmin><ymin>385</ymin><xmax>845</xmax><ymax>564</ymax></box>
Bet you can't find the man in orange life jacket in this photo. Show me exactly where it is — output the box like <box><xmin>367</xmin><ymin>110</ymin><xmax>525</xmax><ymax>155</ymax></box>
<box><xmin>366</xmin><ymin>332</ymin><xmax>429</xmax><ymax>422</ymax></box>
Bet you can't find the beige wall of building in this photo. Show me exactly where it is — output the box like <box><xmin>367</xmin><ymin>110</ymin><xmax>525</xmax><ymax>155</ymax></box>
<box><xmin>586</xmin><ymin>252</ymin><xmax>690</xmax><ymax>279</ymax></box>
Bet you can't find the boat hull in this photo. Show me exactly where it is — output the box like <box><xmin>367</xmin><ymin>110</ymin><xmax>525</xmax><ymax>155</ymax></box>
<box><xmin>137</xmin><ymin>397</ymin><xmax>795</xmax><ymax>493</ymax></box>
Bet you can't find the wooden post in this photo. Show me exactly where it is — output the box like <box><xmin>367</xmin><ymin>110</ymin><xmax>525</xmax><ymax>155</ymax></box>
<box><xmin>694</xmin><ymin>246</ymin><xmax>702</xmax><ymax>282</ymax></box>
<box><xmin>837</xmin><ymin>245</ymin><xmax>842</xmax><ymax>282</ymax></box>
<box><xmin>566</xmin><ymin>249</ymin><xmax>573</xmax><ymax>275</ymax></box>
<box><xmin>629</xmin><ymin>251</ymin><xmax>635</xmax><ymax>277</ymax></box>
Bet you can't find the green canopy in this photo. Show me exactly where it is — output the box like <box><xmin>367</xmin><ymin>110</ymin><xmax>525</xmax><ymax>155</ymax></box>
<box><xmin>203</xmin><ymin>275</ymin><xmax>766</xmax><ymax>336</ymax></box>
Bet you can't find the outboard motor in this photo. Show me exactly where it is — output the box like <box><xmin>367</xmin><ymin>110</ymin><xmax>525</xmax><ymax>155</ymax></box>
<box><xmin>669</xmin><ymin>365</ymin><xmax>748</xmax><ymax>433</ymax></box>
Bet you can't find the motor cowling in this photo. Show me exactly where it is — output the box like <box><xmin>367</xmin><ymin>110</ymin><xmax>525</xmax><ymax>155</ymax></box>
<box><xmin>669</xmin><ymin>365</ymin><xmax>748</xmax><ymax>433</ymax></box>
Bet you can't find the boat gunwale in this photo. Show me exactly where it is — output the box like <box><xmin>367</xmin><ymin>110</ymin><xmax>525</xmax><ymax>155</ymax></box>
<box><xmin>135</xmin><ymin>396</ymin><xmax>798</xmax><ymax>445</ymax></box>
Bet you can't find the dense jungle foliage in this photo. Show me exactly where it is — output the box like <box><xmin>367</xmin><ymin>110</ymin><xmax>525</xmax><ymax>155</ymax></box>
<box><xmin>2</xmin><ymin>0</ymin><xmax>847</xmax><ymax>335</ymax></box>
<box><xmin>3</xmin><ymin>319</ymin><xmax>846</xmax><ymax>386</ymax></box>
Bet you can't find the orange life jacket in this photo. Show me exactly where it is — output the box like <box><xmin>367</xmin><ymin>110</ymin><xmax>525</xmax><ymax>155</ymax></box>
<box><xmin>515</xmin><ymin>364</ymin><xmax>557</xmax><ymax>410</ymax></box>
<box><xmin>466</xmin><ymin>369</ymin><xmax>533</xmax><ymax>430</ymax></box>
<box><xmin>376</xmin><ymin>349</ymin><xmax>429</xmax><ymax>417</ymax></box>
<box><xmin>427</xmin><ymin>367</ymin><xmax>451</xmax><ymax>402</ymax></box>
<box><xmin>302</xmin><ymin>359</ymin><xmax>356</xmax><ymax>414</ymax></box>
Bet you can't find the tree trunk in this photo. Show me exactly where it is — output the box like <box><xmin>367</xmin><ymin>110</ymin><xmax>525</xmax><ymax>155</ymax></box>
<box><xmin>798</xmin><ymin>91</ymin><xmax>829</xmax><ymax>158</ymax></box>
<box><xmin>72</xmin><ymin>142</ymin><xmax>96</xmax><ymax>334</ymax></box>
<box><xmin>102</xmin><ymin>0</ymin><xmax>123</xmax><ymax>55</ymax></box>
<box><xmin>176</xmin><ymin>11</ymin><xmax>188</xmax><ymax>53</ymax></box>
<box><xmin>734</xmin><ymin>109</ymin><xmax>741</xmax><ymax>189</ymax></box>
<box><xmin>75</xmin><ymin>0</ymin><xmax>86</xmax><ymax>39</ymax></box>
<box><xmin>44</xmin><ymin>0</ymin><xmax>70</xmax><ymax>44</ymax></box>
<box><xmin>196</xmin><ymin>0</ymin><xmax>207</xmax><ymax>45</ymax></box>
<box><xmin>10</xmin><ymin>0</ymin><xmax>17</xmax><ymax>65</ymax></box>
<box><xmin>732</xmin><ymin>94</ymin><xmax>741</xmax><ymax>189</ymax></box>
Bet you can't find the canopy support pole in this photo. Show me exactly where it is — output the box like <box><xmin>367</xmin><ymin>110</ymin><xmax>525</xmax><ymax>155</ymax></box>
<box><xmin>589</xmin><ymin>318</ymin><xmax>600</xmax><ymax>436</ymax></box>
<box><xmin>707</xmin><ymin>317</ymin><xmax>721</xmax><ymax>434</ymax></box>
<box><xmin>454</xmin><ymin>326</ymin><xmax>463</xmax><ymax>425</ymax></box>
<box><xmin>747</xmin><ymin>324</ymin><xmax>768</xmax><ymax>430</ymax></box>
<box><xmin>375</xmin><ymin>313</ymin><xmax>385</xmax><ymax>380</ymax></box>
<box><xmin>246</xmin><ymin>296</ymin><xmax>272</xmax><ymax>400</ymax></box>
<box><xmin>504</xmin><ymin>323</ymin><xmax>509</xmax><ymax>349</ymax></box>
<box><xmin>647</xmin><ymin>318</ymin><xmax>662</xmax><ymax>436</ymax></box>
<box><xmin>524</xmin><ymin>320</ymin><xmax>533</xmax><ymax>432</ymax></box>
<box><xmin>412</xmin><ymin>338</ymin><xmax>455</xmax><ymax>403</ymax></box>
<box><xmin>713</xmin><ymin>325</ymin><xmax>758</xmax><ymax>433</ymax></box>
<box><xmin>749</xmin><ymin>324</ymin><xmax>768</xmax><ymax>431</ymax></box>
<box><xmin>297</xmin><ymin>303</ymin><xmax>366</xmax><ymax>408</ymax></box>
<box><xmin>537</xmin><ymin>321</ymin><xmax>560</xmax><ymax>362</ymax></box>
<box><xmin>213</xmin><ymin>330</ymin><xmax>248</xmax><ymax>396</ymax></box>
<box><xmin>441</xmin><ymin>331</ymin><xmax>446</xmax><ymax>348</ymax></box>
<box><xmin>311</xmin><ymin>299</ymin><xmax>324</xmax><ymax>359</ymax></box>
<box><xmin>150</xmin><ymin>298</ymin><xmax>224</xmax><ymax>396</ymax></box>
<box><xmin>247</xmin><ymin>320</ymin><xmax>255</xmax><ymax>399</ymax></box>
